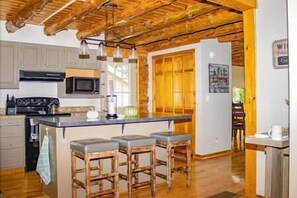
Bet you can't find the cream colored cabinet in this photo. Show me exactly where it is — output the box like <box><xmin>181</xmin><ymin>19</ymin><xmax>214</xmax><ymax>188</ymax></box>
<box><xmin>0</xmin><ymin>41</ymin><xmax>19</xmax><ymax>89</ymax></box>
<box><xmin>63</xmin><ymin>47</ymin><xmax>99</xmax><ymax>69</ymax></box>
<box><xmin>0</xmin><ymin>116</ymin><xmax>25</xmax><ymax>170</ymax></box>
<box><xmin>43</xmin><ymin>46</ymin><xmax>64</xmax><ymax>71</ymax></box>
<box><xmin>20</xmin><ymin>43</ymin><xmax>42</xmax><ymax>70</ymax></box>
<box><xmin>20</xmin><ymin>43</ymin><xmax>63</xmax><ymax>71</ymax></box>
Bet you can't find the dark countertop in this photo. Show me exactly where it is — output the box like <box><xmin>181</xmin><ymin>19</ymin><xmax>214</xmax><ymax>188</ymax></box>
<box><xmin>33</xmin><ymin>113</ymin><xmax>192</xmax><ymax>128</ymax></box>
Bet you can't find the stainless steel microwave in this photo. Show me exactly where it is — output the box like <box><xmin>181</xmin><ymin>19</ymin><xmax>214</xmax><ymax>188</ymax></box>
<box><xmin>66</xmin><ymin>77</ymin><xmax>100</xmax><ymax>94</ymax></box>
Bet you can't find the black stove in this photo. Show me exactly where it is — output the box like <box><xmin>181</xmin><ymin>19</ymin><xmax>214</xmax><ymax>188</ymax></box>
<box><xmin>15</xmin><ymin>97</ymin><xmax>71</xmax><ymax>171</ymax></box>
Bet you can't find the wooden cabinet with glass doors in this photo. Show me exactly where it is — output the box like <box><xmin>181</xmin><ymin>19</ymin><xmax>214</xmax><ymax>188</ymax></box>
<box><xmin>153</xmin><ymin>49</ymin><xmax>195</xmax><ymax>152</ymax></box>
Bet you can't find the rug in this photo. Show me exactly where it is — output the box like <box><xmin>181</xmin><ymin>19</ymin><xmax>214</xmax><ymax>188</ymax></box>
<box><xmin>207</xmin><ymin>191</ymin><xmax>241</xmax><ymax>198</ymax></box>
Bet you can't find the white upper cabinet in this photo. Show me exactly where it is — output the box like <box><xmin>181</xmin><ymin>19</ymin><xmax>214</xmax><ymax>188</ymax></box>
<box><xmin>63</xmin><ymin>47</ymin><xmax>100</xmax><ymax>69</ymax></box>
<box><xmin>0</xmin><ymin>41</ymin><xmax>19</xmax><ymax>89</ymax></box>
<box><xmin>20</xmin><ymin>43</ymin><xmax>63</xmax><ymax>72</ymax></box>
<box><xmin>43</xmin><ymin>46</ymin><xmax>64</xmax><ymax>71</ymax></box>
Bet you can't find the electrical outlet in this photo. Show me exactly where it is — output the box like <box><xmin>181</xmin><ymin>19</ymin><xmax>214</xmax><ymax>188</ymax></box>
<box><xmin>215</xmin><ymin>137</ymin><xmax>219</xmax><ymax>143</ymax></box>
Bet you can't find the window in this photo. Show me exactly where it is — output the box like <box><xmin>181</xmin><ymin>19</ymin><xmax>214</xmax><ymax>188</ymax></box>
<box><xmin>107</xmin><ymin>62</ymin><xmax>136</xmax><ymax>110</ymax></box>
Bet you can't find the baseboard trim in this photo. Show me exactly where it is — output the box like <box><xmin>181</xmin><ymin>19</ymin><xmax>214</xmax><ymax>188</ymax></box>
<box><xmin>194</xmin><ymin>149</ymin><xmax>233</xmax><ymax>160</ymax></box>
<box><xmin>0</xmin><ymin>167</ymin><xmax>25</xmax><ymax>175</ymax></box>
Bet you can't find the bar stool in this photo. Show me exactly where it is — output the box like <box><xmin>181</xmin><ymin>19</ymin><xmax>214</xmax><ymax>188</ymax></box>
<box><xmin>70</xmin><ymin>138</ymin><xmax>119</xmax><ymax>198</ymax></box>
<box><xmin>150</xmin><ymin>131</ymin><xmax>191</xmax><ymax>190</ymax></box>
<box><xmin>111</xmin><ymin>135</ymin><xmax>156</xmax><ymax>198</ymax></box>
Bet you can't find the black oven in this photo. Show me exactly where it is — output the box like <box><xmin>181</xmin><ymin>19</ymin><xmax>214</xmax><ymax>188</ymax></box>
<box><xmin>66</xmin><ymin>77</ymin><xmax>100</xmax><ymax>94</ymax></box>
<box><xmin>15</xmin><ymin>97</ymin><xmax>71</xmax><ymax>172</ymax></box>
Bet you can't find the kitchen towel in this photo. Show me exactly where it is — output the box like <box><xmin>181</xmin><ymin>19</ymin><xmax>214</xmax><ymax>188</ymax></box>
<box><xmin>36</xmin><ymin>135</ymin><xmax>51</xmax><ymax>185</ymax></box>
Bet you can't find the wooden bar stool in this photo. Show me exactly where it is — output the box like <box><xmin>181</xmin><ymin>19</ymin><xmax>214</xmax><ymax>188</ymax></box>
<box><xmin>150</xmin><ymin>131</ymin><xmax>191</xmax><ymax>190</ymax></box>
<box><xmin>111</xmin><ymin>135</ymin><xmax>156</xmax><ymax>198</ymax></box>
<box><xmin>70</xmin><ymin>138</ymin><xmax>119</xmax><ymax>198</ymax></box>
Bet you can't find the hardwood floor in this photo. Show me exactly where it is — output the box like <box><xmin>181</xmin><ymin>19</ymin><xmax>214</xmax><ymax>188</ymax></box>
<box><xmin>0</xmin><ymin>149</ymin><xmax>245</xmax><ymax>198</ymax></box>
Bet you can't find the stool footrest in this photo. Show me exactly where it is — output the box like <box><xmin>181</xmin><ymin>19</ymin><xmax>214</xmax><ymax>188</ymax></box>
<box><xmin>156</xmin><ymin>172</ymin><xmax>167</xmax><ymax>180</ymax></box>
<box><xmin>156</xmin><ymin>159</ymin><xmax>167</xmax><ymax>166</ymax></box>
<box><xmin>76</xmin><ymin>166</ymin><xmax>101</xmax><ymax>173</ymax></box>
<box><xmin>173</xmin><ymin>166</ymin><xmax>187</xmax><ymax>173</ymax></box>
<box><xmin>90</xmin><ymin>172</ymin><xmax>117</xmax><ymax>181</ymax></box>
<box><xmin>172</xmin><ymin>154</ymin><xmax>187</xmax><ymax>161</ymax></box>
<box><xmin>133</xmin><ymin>165</ymin><xmax>152</xmax><ymax>173</ymax></box>
<box><xmin>119</xmin><ymin>173</ymin><xmax>127</xmax><ymax>180</ymax></box>
<box><xmin>73</xmin><ymin>178</ymin><xmax>86</xmax><ymax>189</ymax></box>
<box><xmin>132</xmin><ymin>181</ymin><xmax>152</xmax><ymax>189</ymax></box>
<box><xmin>91</xmin><ymin>189</ymin><xmax>117</xmax><ymax>197</ymax></box>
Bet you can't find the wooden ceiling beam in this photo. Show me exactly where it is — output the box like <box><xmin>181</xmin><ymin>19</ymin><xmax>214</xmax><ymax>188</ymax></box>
<box><xmin>44</xmin><ymin>0</ymin><xmax>109</xmax><ymax>36</ymax></box>
<box><xmin>128</xmin><ymin>9</ymin><xmax>242</xmax><ymax>46</ymax></box>
<box><xmin>5</xmin><ymin>0</ymin><xmax>51</xmax><ymax>33</ymax></box>
<box><xmin>76</xmin><ymin>0</ymin><xmax>177</xmax><ymax>39</ymax></box>
<box><xmin>217</xmin><ymin>32</ymin><xmax>244</xmax><ymax>42</ymax></box>
<box><xmin>205</xmin><ymin>0</ymin><xmax>256</xmax><ymax>11</ymax></box>
<box><xmin>142</xmin><ymin>21</ymin><xmax>243</xmax><ymax>52</ymax></box>
<box><xmin>116</xmin><ymin>4</ymin><xmax>219</xmax><ymax>41</ymax></box>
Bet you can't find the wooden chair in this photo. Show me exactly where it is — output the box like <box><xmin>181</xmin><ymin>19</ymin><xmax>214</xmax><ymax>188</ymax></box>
<box><xmin>111</xmin><ymin>135</ymin><xmax>156</xmax><ymax>198</ymax></box>
<box><xmin>232</xmin><ymin>103</ymin><xmax>245</xmax><ymax>143</ymax></box>
<box><xmin>70</xmin><ymin>138</ymin><xmax>119</xmax><ymax>198</ymax></box>
<box><xmin>232</xmin><ymin>102</ymin><xmax>244</xmax><ymax>113</ymax></box>
<box><xmin>150</xmin><ymin>132</ymin><xmax>191</xmax><ymax>191</ymax></box>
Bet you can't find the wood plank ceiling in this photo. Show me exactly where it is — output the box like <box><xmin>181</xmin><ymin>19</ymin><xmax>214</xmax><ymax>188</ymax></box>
<box><xmin>0</xmin><ymin>0</ymin><xmax>254</xmax><ymax>66</ymax></box>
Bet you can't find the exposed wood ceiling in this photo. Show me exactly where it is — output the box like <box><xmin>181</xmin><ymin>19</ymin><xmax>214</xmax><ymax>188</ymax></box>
<box><xmin>0</xmin><ymin>0</ymin><xmax>256</xmax><ymax>66</ymax></box>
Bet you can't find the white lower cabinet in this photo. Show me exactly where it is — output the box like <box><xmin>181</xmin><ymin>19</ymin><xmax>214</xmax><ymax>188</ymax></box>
<box><xmin>0</xmin><ymin>116</ymin><xmax>25</xmax><ymax>170</ymax></box>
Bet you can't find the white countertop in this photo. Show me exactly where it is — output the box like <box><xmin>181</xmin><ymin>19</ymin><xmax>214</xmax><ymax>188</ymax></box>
<box><xmin>245</xmin><ymin>133</ymin><xmax>289</xmax><ymax>148</ymax></box>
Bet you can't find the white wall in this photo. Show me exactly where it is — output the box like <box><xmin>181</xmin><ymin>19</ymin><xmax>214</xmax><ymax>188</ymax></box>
<box><xmin>255</xmin><ymin>0</ymin><xmax>288</xmax><ymax>195</ymax></box>
<box><xmin>197</xmin><ymin>40</ymin><xmax>232</xmax><ymax>155</ymax></box>
<box><xmin>0</xmin><ymin>21</ymin><xmax>103</xmax><ymax>110</ymax></box>
<box><xmin>148</xmin><ymin>39</ymin><xmax>232</xmax><ymax>155</ymax></box>
<box><xmin>288</xmin><ymin>0</ymin><xmax>297</xmax><ymax>197</ymax></box>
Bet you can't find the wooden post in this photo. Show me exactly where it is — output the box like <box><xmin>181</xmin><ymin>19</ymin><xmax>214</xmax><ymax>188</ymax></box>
<box><xmin>243</xmin><ymin>9</ymin><xmax>257</xmax><ymax>198</ymax></box>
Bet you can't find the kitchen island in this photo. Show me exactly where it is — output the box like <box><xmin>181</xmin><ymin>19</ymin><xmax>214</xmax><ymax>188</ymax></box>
<box><xmin>35</xmin><ymin>113</ymin><xmax>191</xmax><ymax>198</ymax></box>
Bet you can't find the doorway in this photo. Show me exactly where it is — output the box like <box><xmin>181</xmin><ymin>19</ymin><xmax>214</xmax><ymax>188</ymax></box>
<box><xmin>152</xmin><ymin>49</ymin><xmax>196</xmax><ymax>152</ymax></box>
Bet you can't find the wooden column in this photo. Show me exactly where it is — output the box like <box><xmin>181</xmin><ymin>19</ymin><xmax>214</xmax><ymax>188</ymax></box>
<box><xmin>243</xmin><ymin>9</ymin><xmax>257</xmax><ymax>198</ymax></box>
<box><xmin>137</xmin><ymin>56</ymin><xmax>149</xmax><ymax>114</ymax></box>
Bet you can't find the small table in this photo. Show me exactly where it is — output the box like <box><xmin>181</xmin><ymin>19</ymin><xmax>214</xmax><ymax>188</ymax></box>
<box><xmin>245</xmin><ymin>134</ymin><xmax>289</xmax><ymax>198</ymax></box>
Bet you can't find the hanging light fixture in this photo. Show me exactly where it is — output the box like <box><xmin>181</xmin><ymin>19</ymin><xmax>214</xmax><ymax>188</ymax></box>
<box><xmin>128</xmin><ymin>45</ymin><xmax>138</xmax><ymax>63</ymax></box>
<box><xmin>78</xmin><ymin>39</ymin><xmax>90</xmax><ymax>59</ymax></box>
<box><xmin>79</xmin><ymin>2</ymin><xmax>138</xmax><ymax>62</ymax></box>
<box><xmin>97</xmin><ymin>41</ymin><xmax>107</xmax><ymax>61</ymax></box>
<box><xmin>113</xmin><ymin>44</ymin><xmax>123</xmax><ymax>62</ymax></box>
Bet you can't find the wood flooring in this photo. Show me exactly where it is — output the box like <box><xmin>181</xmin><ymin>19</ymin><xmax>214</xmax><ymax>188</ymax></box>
<box><xmin>0</xmin><ymin>148</ymin><xmax>245</xmax><ymax>198</ymax></box>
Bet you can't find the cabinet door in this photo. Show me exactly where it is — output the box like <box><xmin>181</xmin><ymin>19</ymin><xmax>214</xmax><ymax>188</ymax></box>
<box><xmin>43</xmin><ymin>46</ymin><xmax>63</xmax><ymax>71</ymax></box>
<box><xmin>0</xmin><ymin>41</ymin><xmax>19</xmax><ymax>89</ymax></box>
<box><xmin>63</xmin><ymin>47</ymin><xmax>83</xmax><ymax>68</ymax></box>
<box><xmin>84</xmin><ymin>49</ymin><xmax>100</xmax><ymax>69</ymax></box>
<box><xmin>20</xmin><ymin>43</ymin><xmax>42</xmax><ymax>70</ymax></box>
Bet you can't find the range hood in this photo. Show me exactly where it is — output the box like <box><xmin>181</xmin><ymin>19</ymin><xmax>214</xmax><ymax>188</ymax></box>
<box><xmin>19</xmin><ymin>70</ymin><xmax>66</xmax><ymax>82</ymax></box>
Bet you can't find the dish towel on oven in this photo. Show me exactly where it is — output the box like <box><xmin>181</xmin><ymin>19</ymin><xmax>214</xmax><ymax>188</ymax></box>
<box><xmin>36</xmin><ymin>135</ymin><xmax>51</xmax><ymax>185</ymax></box>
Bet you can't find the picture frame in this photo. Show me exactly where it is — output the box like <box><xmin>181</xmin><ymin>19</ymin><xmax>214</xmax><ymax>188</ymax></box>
<box><xmin>209</xmin><ymin>63</ymin><xmax>229</xmax><ymax>93</ymax></box>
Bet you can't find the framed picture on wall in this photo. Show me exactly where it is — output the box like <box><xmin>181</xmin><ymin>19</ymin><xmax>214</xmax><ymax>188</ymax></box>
<box><xmin>209</xmin><ymin>63</ymin><xmax>229</xmax><ymax>93</ymax></box>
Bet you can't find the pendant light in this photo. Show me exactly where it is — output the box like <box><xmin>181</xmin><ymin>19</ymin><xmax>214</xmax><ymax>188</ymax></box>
<box><xmin>113</xmin><ymin>44</ymin><xmax>123</xmax><ymax>62</ymax></box>
<box><xmin>128</xmin><ymin>45</ymin><xmax>138</xmax><ymax>63</ymax></box>
<box><xmin>97</xmin><ymin>41</ymin><xmax>107</xmax><ymax>61</ymax></box>
<box><xmin>78</xmin><ymin>39</ymin><xmax>90</xmax><ymax>59</ymax></box>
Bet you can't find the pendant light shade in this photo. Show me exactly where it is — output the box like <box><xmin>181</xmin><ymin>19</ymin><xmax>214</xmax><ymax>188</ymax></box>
<box><xmin>128</xmin><ymin>45</ymin><xmax>138</xmax><ymax>63</ymax></box>
<box><xmin>97</xmin><ymin>41</ymin><xmax>107</xmax><ymax>61</ymax></box>
<box><xmin>79</xmin><ymin>39</ymin><xmax>90</xmax><ymax>59</ymax></box>
<box><xmin>113</xmin><ymin>44</ymin><xmax>123</xmax><ymax>62</ymax></box>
